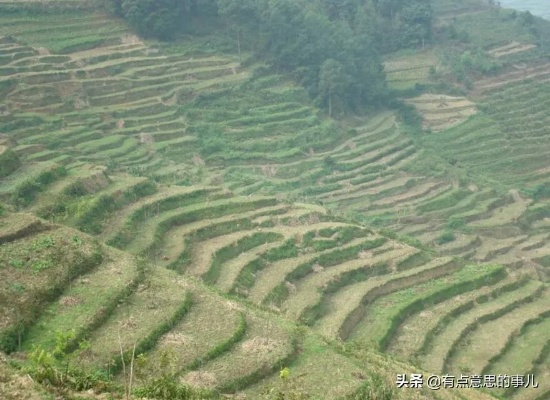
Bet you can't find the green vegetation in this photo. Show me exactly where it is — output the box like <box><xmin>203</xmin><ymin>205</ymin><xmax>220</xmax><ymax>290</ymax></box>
<box><xmin>0</xmin><ymin>148</ymin><xmax>21</xmax><ymax>178</ymax></box>
<box><xmin>1</xmin><ymin>0</ymin><xmax>550</xmax><ymax>398</ymax></box>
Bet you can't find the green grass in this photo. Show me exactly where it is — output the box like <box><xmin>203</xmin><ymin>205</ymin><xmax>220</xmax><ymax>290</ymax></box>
<box><xmin>75</xmin><ymin>266</ymin><xmax>189</xmax><ymax>371</ymax></box>
<box><xmin>450</xmin><ymin>9</ymin><xmax>537</xmax><ymax>49</ymax></box>
<box><xmin>0</xmin><ymin>2</ymin><xmax>549</xmax><ymax>399</ymax></box>
<box><xmin>0</xmin><ymin>225</ymin><xmax>103</xmax><ymax>352</ymax></box>
<box><xmin>22</xmin><ymin>247</ymin><xmax>140</xmax><ymax>352</ymax></box>
<box><xmin>350</xmin><ymin>264</ymin><xmax>505</xmax><ymax>350</ymax></box>
<box><xmin>148</xmin><ymin>286</ymin><xmax>244</xmax><ymax>374</ymax></box>
<box><xmin>450</xmin><ymin>289</ymin><xmax>550</xmax><ymax>376</ymax></box>
<box><xmin>420</xmin><ymin>279</ymin><xmax>544</xmax><ymax>375</ymax></box>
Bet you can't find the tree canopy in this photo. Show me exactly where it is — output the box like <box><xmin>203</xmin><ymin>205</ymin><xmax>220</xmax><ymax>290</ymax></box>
<box><xmin>104</xmin><ymin>0</ymin><xmax>434</xmax><ymax>114</ymax></box>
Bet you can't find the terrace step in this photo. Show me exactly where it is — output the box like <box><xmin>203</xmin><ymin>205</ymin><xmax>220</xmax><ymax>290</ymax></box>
<box><xmin>388</xmin><ymin>275</ymin><xmax>522</xmax><ymax>360</ymax></box>
<box><xmin>22</xmin><ymin>246</ymin><xmax>140</xmax><ymax>351</ymax></box>
<box><xmin>180</xmin><ymin>313</ymin><xmax>294</xmax><ymax>393</ymax></box>
<box><xmin>150</xmin><ymin>285</ymin><xmax>244</xmax><ymax>375</ymax></box>
<box><xmin>450</xmin><ymin>288</ymin><xmax>550</xmax><ymax>376</ymax></box>
<box><xmin>314</xmin><ymin>256</ymin><xmax>461</xmax><ymax>340</ymax></box>
<box><xmin>76</xmin><ymin>266</ymin><xmax>190</xmax><ymax>371</ymax></box>
<box><xmin>0</xmin><ymin>212</ymin><xmax>50</xmax><ymax>244</ymax></box>
<box><xmin>420</xmin><ymin>279</ymin><xmax>544</xmax><ymax>375</ymax></box>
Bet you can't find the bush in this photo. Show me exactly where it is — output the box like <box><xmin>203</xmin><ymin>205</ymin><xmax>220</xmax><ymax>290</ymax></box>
<box><xmin>11</xmin><ymin>166</ymin><xmax>67</xmax><ymax>208</ymax></box>
<box><xmin>346</xmin><ymin>374</ymin><xmax>396</xmax><ymax>400</ymax></box>
<box><xmin>527</xmin><ymin>184</ymin><xmax>550</xmax><ymax>200</ymax></box>
<box><xmin>436</xmin><ymin>231</ymin><xmax>456</xmax><ymax>245</ymax></box>
<box><xmin>447</xmin><ymin>216</ymin><xmax>465</xmax><ymax>230</ymax></box>
<box><xmin>134</xmin><ymin>376</ymin><xmax>217</xmax><ymax>399</ymax></box>
<box><xmin>0</xmin><ymin>148</ymin><xmax>21</xmax><ymax>178</ymax></box>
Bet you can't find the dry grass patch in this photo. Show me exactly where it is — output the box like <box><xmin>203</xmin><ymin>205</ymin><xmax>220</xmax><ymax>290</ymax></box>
<box><xmin>0</xmin><ymin>213</ymin><xmax>49</xmax><ymax>244</ymax></box>
<box><xmin>388</xmin><ymin>276</ymin><xmax>520</xmax><ymax>360</ymax></box>
<box><xmin>0</xmin><ymin>353</ymin><xmax>48</xmax><ymax>400</ymax></box>
<box><xmin>122</xmin><ymin>194</ymin><xmax>264</xmax><ymax>254</ymax></box>
<box><xmin>77</xmin><ymin>266</ymin><xmax>187</xmax><ymax>370</ymax></box>
<box><xmin>406</xmin><ymin>94</ymin><xmax>477</xmax><ymax>132</ymax></box>
<box><xmin>437</xmin><ymin>234</ymin><xmax>481</xmax><ymax>256</ymax></box>
<box><xmin>282</xmin><ymin>242</ymin><xmax>400</xmax><ymax>320</ymax></box>
<box><xmin>158</xmin><ymin>204</ymin><xmax>287</xmax><ymax>268</ymax></box>
<box><xmin>248</xmin><ymin>233</ymin><xmax>366</xmax><ymax>304</ymax></box>
<box><xmin>369</xmin><ymin>181</ymin><xmax>450</xmax><ymax>208</ymax></box>
<box><xmin>180</xmin><ymin>313</ymin><xmax>293</xmax><ymax>392</ymax></box>
<box><xmin>216</xmin><ymin>241</ymin><xmax>282</xmax><ymax>293</ymax></box>
<box><xmin>451</xmin><ymin>289</ymin><xmax>550</xmax><ymax>376</ymax></box>
<box><xmin>149</xmin><ymin>286</ymin><xmax>242</xmax><ymax>373</ymax></box>
<box><xmin>489</xmin><ymin>317</ymin><xmax>550</xmax><ymax>379</ymax></box>
<box><xmin>358</xmin><ymin>351</ymin><xmax>496</xmax><ymax>400</ymax></box>
<box><xmin>473</xmin><ymin>235</ymin><xmax>528</xmax><ymax>262</ymax></box>
<box><xmin>312</xmin><ymin>252</ymin><xmax>457</xmax><ymax>340</ymax></box>
<box><xmin>187</xmin><ymin>230</ymin><xmax>263</xmax><ymax>277</ymax></box>
<box><xmin>324</xmin><ymin>175</ymin><xmax>412</xmax><ymax>204</ymax></box>
<box><xmin>0</xmin><ymin>225</ymin><xmax>100</xmax><ymax>330</ymax></box>
<box><xmin>348</xmin><ymin>262</ymin><xmax>492</xmax><ymax>348</ymax></box>
<box><xmin>420</xmin><ymin>280</ymin><xmax>543</xmax><ymax>374</ymax></box>
<box><xmin>488</xmin><ymin>42</ymin><xmax>537</xmax><ymax>58</ymax></box>
<box><xmin>100</xmin><ymin>186</ymin><xmax>216</xmax><ymax>241</ymax></box>
<box><xmin>245</xmin><ymin>334</ymin><xmax>365</xmax><ymax>399</ymax></box>
<box><xmin>469</xmin><ymin>192</ymin><xmax>530</xmax><ymax>228</ymax></box>
<box><xmin>22</xmin><ymin>247</ymin><xmax>138</xmax><ymax>351</ymax></box>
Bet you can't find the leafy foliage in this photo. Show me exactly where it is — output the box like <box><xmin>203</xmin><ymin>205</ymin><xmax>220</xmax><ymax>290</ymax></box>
<box><xmin>104</xmin><ymin>0</ymin><xmax>435</xmax><ymax>114</ymax></box>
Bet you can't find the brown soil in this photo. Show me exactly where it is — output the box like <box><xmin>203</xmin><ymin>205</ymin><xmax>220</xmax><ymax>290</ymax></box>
<box><xmin>160</xmin><ymin>332</ymin><xmax>195</xmax><ymax>346</ymax></box>
<box><xmin>182</xmin><ymin>371</ymin><xmax>218</xmax><ymax>388</ymax></box>
<box><xmin>59</xmin><ymin>296</ymin><xmax>81</xmax><ymax>307</ymax></box>
<box><xmin>241</xmin><ymin>337</ymin><xmax>284</xmax><ymax>355</ymax></box>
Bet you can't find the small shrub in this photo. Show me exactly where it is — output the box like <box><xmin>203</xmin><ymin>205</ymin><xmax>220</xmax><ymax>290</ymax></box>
<box><xmin>436</xmin><ymin>231</ymin><xmax>456</xmax><ymax>245</ymax></box>
<box><xmin>447</xmin><ymin>216</ymin><xmax>465</xmax><ymax>230</ymax></box>
<box><xmin>0</xmin><ymin>148</ymin><xmax>21</xmax><ymax>178</ymax></box>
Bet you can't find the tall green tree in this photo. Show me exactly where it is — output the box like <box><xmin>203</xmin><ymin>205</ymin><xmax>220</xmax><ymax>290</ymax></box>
<box><xmin>121</xmin><ymin>0</ymin><xmax>184</xmax><ymax>39</ymax></box>
<box><xmin>400</xmin><ymin>0</ymin><xmax>434</xmax><ymax>48</ymax></box>
<box><xmin>318</xmin><ymin>59</ymin><xmax>348</xmax><ymax>117</ymax></box>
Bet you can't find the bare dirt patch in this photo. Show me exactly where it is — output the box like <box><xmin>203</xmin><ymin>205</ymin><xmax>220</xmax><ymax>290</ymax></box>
<box><xmin>120</xmin><ymin>34</ymin><xmax>144</xmax><ymax>46</ymax></box>
<box><xmin>241</xmin><ymin>337</ymin><xmax>284</xmax><ymax>355</ymax></box>
<box><xmin>0</xmin><ymin>135</ymin><xmax>15</xmax><ymax>148</ymax></box>
<box><xmin>182</xmin><ymin>371</ymin><xmax>218</xmax><ymax>388</ymax></box>
<box><xmin>0</xmin><ymin>354</ymin><xmax>45</xmax><ymax>400</ymax></box>
<box><xmin>59</xmin><ymin>296</ymin><xmax>81</xmax><ymax>307</ymax></box>
<box><xmin>160</xmin><ymin>332</ymin><xmax>195</xmax><ymax>346</ymax></box>
<box><xmin>488</xmin><ymin>42</ymin><xmax>537</xmax><ymax>58</ymax></box>
<box><xmin>35</xmin><ymin>47</ymin><xmax>50</xmax><ymax>56</ymax></box>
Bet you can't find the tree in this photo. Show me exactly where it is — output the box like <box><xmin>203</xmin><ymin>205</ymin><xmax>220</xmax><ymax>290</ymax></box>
<box><xmin>318</xmin><ymin>59</ymin><xmax>348</xmax><ymax>116</ymax></box>
<box><xmin>400</xmin><ymin>0</ymin><xmax>434</xmax><ymax>48</ymax></box>
<box><xmin>121</xmin><ymin>0</ymin><xmax>185</xmax><ymax>39</ymax></box>
<box><xmin>217</xmin><ymin>0</ymin><xmax>260</xmax><ymax>62</ymax></box>
<box><xmin>375</xmin><ymin>0</ymin><xmax>402</xmax><ymax>20</ymax></box>
<box><xmin>318</xmin><ymin>0</ymin><xmax>358</xmax><ymax>22</ymax></box>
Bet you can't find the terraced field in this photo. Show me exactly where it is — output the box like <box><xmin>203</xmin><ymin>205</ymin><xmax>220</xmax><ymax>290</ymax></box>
<box><xmin>0</xmin><ymin>9</ymin><xmax>347</xmax><ymax>186</ymax></box>
<box><xmin>488</xmin><ymin>42</ymin><xmax>538</xmax><ymax>58</ymax></box>
<box><xmin>0</xmin><ymin>4</ymin><xmax>546</xmax><ymax>280</ymax></box>
<box><xmin>406</xmin><ymin>94</ymin><xmax>478</xmax><ymax>132</ymax></box>
<box><xmin>1</xmin><ymin>0</ymin><xmax>550</xmax><ymax>399</ymax></box>
<box><xmin>1</xmin><ymin>178</ymin><xmax>502</xmax><ymax>399</ymax></box>
<box><xmin>384</xmin><ymin>51</ymin><xmax>439</xmax><ymax>91</ymax></box>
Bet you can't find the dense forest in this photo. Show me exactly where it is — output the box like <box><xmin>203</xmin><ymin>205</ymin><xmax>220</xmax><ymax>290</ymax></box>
<box><xmin>103</xmin><ymin>0</ymin><xmax>434</xmax><ymax>115</ymax></box>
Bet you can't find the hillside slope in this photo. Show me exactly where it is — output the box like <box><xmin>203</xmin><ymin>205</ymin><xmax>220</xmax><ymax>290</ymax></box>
<box><xmin>0</xmin><ymin>0</ymin><xmax>549</xmax><ymax>399</ymax></box>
